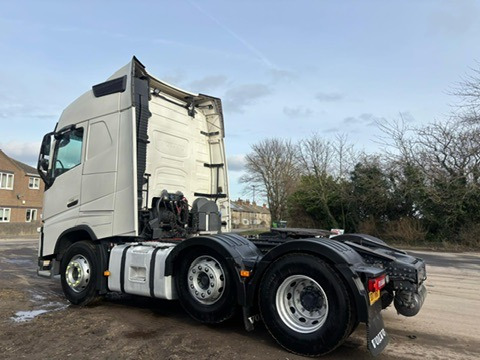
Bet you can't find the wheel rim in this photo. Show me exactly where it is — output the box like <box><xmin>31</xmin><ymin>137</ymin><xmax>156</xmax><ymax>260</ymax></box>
<box><xmin>65</xmin><ymin>254</ymin><xmax>91</xmax><ymax>293</ymax></box>
<box><xmin>187</xmin><ymin>255</ymin><xmax>225</xmax><ymax>305</ymax></box>
<box><xmin>276</xmin><ymin>275</ymin><xmax>329</xmax><ymax>333</ymax></box>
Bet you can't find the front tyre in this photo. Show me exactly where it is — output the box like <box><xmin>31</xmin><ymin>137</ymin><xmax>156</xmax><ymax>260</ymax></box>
<box><xmin>259</xmin><ymin>254</ymin><xmax>352</xmax><ymax>356</ymax></box>
<box><xmin>175</xmin><ymin>248</ymin><xmax>236</xmax><ymax>324</ymax></box>
<box><xmin>60</xmin><ymin>241</ymin><xmax>101</xmax><ymax>306</ymax></box>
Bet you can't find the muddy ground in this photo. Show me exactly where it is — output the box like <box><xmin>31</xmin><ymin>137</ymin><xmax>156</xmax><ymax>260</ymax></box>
<box><xmin>0</xmin><ymin>239</ymin><xmax>479</xmax><ymax>360</ymax></box>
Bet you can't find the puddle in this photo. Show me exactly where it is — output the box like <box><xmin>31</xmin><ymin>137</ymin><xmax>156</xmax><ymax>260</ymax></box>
<box><xmin>44</xmin><ymin>301</ymin><xmax>68</xmax><ymax>309</ymax></box>
<box><xmin>11</xmin><ymin>296</ymin><xmax>69</xmax><ymax>323</ymax></box>
<box><xmin>31</xmin><ymin>294</ymin><xmax>47</xmax><ymax>301</ymax></box>
<box><xmin>3</xmin><ymin>258</ymin><xmax>33</xmax><ymax>265</ymax></box>
<box><xmin>11</xmin><ymin>309</ymin><xmax>50</xmax><ymax>323</ymax></box>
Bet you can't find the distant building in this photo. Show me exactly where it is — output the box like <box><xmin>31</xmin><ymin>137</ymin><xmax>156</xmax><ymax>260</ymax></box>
<box><xmin>230</xmin><ymin>199</ymin><xmax>271</xmax><ymax>229</ymax></box>
<box><xmin>0</xmin><ymin>150</ymin><xmax>44</xmax><ymax>226</ymax></box>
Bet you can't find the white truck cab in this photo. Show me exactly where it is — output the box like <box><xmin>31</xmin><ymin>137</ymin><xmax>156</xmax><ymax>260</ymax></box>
<box><xmin>38</xmin><ymin>57</ymin><xmax>230</xmax><ymax>259</ymax></box>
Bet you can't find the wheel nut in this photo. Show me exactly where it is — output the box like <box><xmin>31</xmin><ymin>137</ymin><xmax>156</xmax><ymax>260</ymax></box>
<box><xmin>201</xmin><ymin>293</ymin><xmax>205</xmax><ymax>298</ymax></box>
<box><xmin>205</xmin><ymin>268</ymin><xmax>209</xmax><ymax>272</ymax></box>
<box><xmin>190</xmin><ymin>284</ymin><xmax>194</xmax><ymax>289</ymax></box>
<box><xmin>189</xmin><ymin>276</ymin><xmax>193</xmax><ymax>280</ymax></box>
<box><xmin>192</xmin><ymin>269</ymin><xmax>196</xmax><ymax>274</ymax></box>
<box><xmin>198</xmin><ymin>265</ymin><xmax>202</xmax><ymax>270</ymax></box>
<box><xmin>207</xmin><ymin>290</ymin><xmax>211</xmax><ymax>295</ymax></box>
<box><xmin>209</xmin><ymin>274</ymin><xmax>214</xmax><ymax>279</ymax></box>
<box><xmin>195</xmin><ymin>291</ymin><xmax>199</xmax><ymax>295</ymax></box>
<box><xmin>211</xmin><ymin>283</ymin><xmax>214</xmax><ymax>288</ymax></box>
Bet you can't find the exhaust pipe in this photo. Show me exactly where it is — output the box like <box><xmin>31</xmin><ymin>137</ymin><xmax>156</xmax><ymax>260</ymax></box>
<box><xmin>394</xmin><ymin>284</ymin><xmax>427</xmax><ymax>317</ymax></box>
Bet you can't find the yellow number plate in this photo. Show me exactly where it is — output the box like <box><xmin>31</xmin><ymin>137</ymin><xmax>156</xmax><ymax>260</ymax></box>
<box><xmin>369</xmin><ymin>290</ymin><xmax>381</xmax><ymax>305</ymax></box>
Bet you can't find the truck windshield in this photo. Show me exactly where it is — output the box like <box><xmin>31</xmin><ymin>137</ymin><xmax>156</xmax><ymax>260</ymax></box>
<box><xmin>52</xmin><ymin>128</ymin><xmax>84</xmax><ymax>178</ymax></box>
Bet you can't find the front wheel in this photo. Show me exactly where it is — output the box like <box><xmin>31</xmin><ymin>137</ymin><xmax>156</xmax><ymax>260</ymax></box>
<box><xmin>175</xmin><ymin>248</ymin><xmax>236</xmax><ymax>324</ymax></box>
<box><xmin>60</xmin><ymin>241</ymin><xmax>101</xmax><ymax>306</ymax></box>
<box><xmin>259</xmin><ymin>254</ymin><xmax>353</xmax><ymax>356</ymax></box>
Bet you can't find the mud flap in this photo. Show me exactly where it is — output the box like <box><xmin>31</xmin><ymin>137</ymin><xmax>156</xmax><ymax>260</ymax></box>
<box><xmin>242</xmin><ymin>306</ymin><xmax>259</xmax><ymax>332</ymax></box>
<box><xmin>367</xmin><ymin>299</ymin><xmax>389</xmax><ymax>356</ymax></box>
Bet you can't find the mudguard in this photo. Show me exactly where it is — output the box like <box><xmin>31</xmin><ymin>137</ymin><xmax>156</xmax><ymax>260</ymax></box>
<box><xmin>248</xmin><ymin>239</ymin><xmax>374</xmax><ymax>321</ymax></box>
<box><xmin>247</xmin><ymin>238</ymin><xmax>390</xmax><ymax>355</ymax></box>
<box><xmin>164</xmin><ymin>233</ymin><xmax>262</xmax><ymax>305</ymax></box>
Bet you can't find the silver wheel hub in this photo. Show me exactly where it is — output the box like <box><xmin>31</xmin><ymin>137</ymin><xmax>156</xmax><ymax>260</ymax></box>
<box><xmin>65</xmin><ymin>255</ymin><xmax>91</xmax><ymax>293</ymax></box>
<box><xmin>187</xmin><ymin>255</ymin><xmax>225</xmax><ymax>305</ymax></box>
<box><xmin>276</xmin><ymin>275</ymin><xmax>329</xmax><ymax>333</ymax></box>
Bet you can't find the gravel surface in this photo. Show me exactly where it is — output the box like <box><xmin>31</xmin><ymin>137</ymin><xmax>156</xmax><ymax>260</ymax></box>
<box><xmin>0</xmin><ymin>239</ymin><xmax>479</xmax><ymax>359</ymax></box>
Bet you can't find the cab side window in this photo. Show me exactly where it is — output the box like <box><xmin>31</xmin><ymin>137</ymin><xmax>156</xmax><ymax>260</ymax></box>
<box><xmin>53</xmin><ymin>128</ymin><xmax>84</xmax><ymax>178</ymax></box>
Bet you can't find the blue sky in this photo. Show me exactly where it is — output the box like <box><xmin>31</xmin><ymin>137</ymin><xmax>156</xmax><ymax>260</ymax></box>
<box><xmin>1</xmin><ymin>0</ymin><xmax>479</xmax><ymax>200</ymax></box>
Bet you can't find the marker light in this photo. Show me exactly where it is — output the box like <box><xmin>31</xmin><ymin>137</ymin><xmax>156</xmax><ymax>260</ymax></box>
<box><xmin>240</xmin><ymin>270</ymin><xmax>251</xmax><ymax>278</ymax></box>
<box><xmin>368</xmin><ymin>274</ymin><xmax>387</xmax><ymax>292</ymax></box>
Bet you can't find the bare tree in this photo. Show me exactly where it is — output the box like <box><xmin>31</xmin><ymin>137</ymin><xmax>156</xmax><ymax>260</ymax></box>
<box><xmin>379</xmin><ymin>116</ymin><xmax>480</xmax><ymax>185</ymax></box>
<box><xmin>451</xmin><ymin>65</ymin><xmax>480</xmax><ymax>124</ymax></box>
<box><xmin>375</xmin><ymin>114</ymin><xmax>416</xmax><ymax>164</ymax></box>
<box><xmin>296</xmin><ymin>134</ymin><xmax>358</xmax><ymax>179</ymax></box>
<box><xmin>240</xmin><ymin>138</ymin><xmax>298</xmax><ymax>224</ymax></box>
<box><xmin>378</xmin><ymin>111</ymin><xmax>480</xmax><ymax>238</ymax></box>
<box><xmin>295</xmin><ymin>134</ymin><xmax>358</xmax><ymax>228</ymax></box>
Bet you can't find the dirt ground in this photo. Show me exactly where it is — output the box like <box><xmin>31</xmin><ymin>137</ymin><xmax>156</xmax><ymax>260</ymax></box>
<box><xmin>0</xmin><ymin>239</ymin><xmax>479</xmax><ymax>360</ymax></box>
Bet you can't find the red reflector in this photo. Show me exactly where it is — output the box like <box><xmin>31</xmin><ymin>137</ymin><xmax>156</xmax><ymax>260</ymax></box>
<box><xmin>368</xmin><ymin>274</ymin><xmax>387</xmax><ymax>292</ymax></box>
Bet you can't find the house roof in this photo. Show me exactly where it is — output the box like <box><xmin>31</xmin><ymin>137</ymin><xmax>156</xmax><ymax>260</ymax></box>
<box><xmin>0</xmin><ymin>149</ymin><xmax>39</xmax><ymax>176</ymax></box>
<box><xmin>230</xmin><ymin>202</ymin><xmax>243</xmax><ymax>211</ymax></box>
<box><xmin>230</xmin><ymin>200</ymin><xmax>270</xmax><ymax>214</ymax></box>
<box><xmin>12</xmin><ymin>159</ymin><xmax>38</xmax><ymax>176</ymax></box>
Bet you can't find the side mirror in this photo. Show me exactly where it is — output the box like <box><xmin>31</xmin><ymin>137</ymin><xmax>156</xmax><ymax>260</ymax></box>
<box><xmin>40</xmin><ymin>134</ymin><xmax>51</xmax><ymax>155</ymax></box>
<box><xmin>40</xmin><ymin>158</ymin><xmax>49</xmax><ymax>171</ymax></box>
<box><xmin>37</xmin><ymin>132</ymin><xmax>54</xmax><ymax>187</ymax></box>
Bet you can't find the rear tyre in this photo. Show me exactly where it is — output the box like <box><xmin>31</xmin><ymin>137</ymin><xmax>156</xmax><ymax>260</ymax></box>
<box><xmin>60</xmin><ymin>241</ymin><xmax>101</xmax><ymax>306</ymax></box>
<box><xmin>175</xmin><ymin>248</ymin><xmax>236</xmax><ymax>324</ymax></box>
<box><xmin>259</xmin><ymin>254</ymin><xmax>352</xmax><ymax>356</ymax></box>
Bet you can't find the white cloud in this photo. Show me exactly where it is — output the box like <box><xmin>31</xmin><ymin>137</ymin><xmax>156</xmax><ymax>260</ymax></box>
<box><xmin>283</xmin><ymin>106</ymin><xmax>313</xmax><ymax>118</ymax></box>
<box><xmin>0</xmin><ymin>141</ymin><xmax>40</xmax><ymax>166</ymax></box>
<box><xmin>343</xmin><ymin>113</ymin><xmax>386</xmax><ymax>127</ymax></box>
<box><xmin>227</xmin><ymin>154</ymin><xmax>245</xmax><ymax>172</ymax></box>
<box><xmin>429</xmin><ymin>0</ymin><xmax>478</xmax><ymax>35</ymax></box>
<box><xmin>315</xmin><ymin>92</ymin><xmax>344</xmax><ymax>102</ymax></box>
<box><xmin>223</xmin><ymin>83</ymin><xmax>272</xmax><ymax>113</ymax></box>
<box><xmin>189</xmin><ymin>75</ymin><xmax>228</xmax><ymax>93</ymax></box>
<box><xmin>0</xmin><ymin>93</ymin><xmax>58</xmax><ymax>120</ymax></box>
<box><xmin>323</xmin><ymin>127</ymin><xmax>340</xmax><ymax>134</ymax></box>
<box><xmin>160</xmin><ymin>70</ymin><xmax>186</xmax><ymax>87</ymax></box>
<box><xmin>269</xmin><ymin>68</ymin><xmax>296</xmax><ymax>84</ymax></box>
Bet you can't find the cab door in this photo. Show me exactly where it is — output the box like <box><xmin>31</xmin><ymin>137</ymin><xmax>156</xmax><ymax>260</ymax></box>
<box><xmin>43</xmin><ymin>125</ymin><xmax>86</xmax><ymax>234</ymax></box>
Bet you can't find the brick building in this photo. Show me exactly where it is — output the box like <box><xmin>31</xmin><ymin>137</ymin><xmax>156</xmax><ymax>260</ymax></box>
<box><xmin>0</xmin><ymin>149</ymin><xmax>44</xmax><ymax>228</ymax></box>
<box><xmin>230</xmin><ymin>199</ymin><xmax>271</xmax><ymax>229</ymax></box>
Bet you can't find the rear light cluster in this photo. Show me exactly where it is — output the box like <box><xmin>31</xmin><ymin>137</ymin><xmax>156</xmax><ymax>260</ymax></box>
<box><xmin>368</xmin><ymin>274</ymin><xmax>387</xmax><ymax>292</ymax></box>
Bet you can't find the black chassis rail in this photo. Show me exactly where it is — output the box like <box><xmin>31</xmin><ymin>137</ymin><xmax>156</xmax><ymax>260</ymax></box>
<box><xmin>256</xmin><ymin>229</ymin><xmax>427</xmax><ymax>293</ymax></box>
<box><xmin>332</xmin><ymin>233</ymin><xmax>428</xmax><ymax>292</ymax></box>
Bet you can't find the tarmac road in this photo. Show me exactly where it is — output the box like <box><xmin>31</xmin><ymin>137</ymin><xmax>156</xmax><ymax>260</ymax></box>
<box><xmin>0</xmin><ymin>239</ymin><xmax>479</xmax><ymax>360</ymax></box>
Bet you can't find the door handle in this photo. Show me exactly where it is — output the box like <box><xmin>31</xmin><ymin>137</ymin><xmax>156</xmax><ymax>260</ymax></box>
<box><xmin>67</xmin><ymin>199</ymin><xmax>78</xmax><ymax>208</ymax></box>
